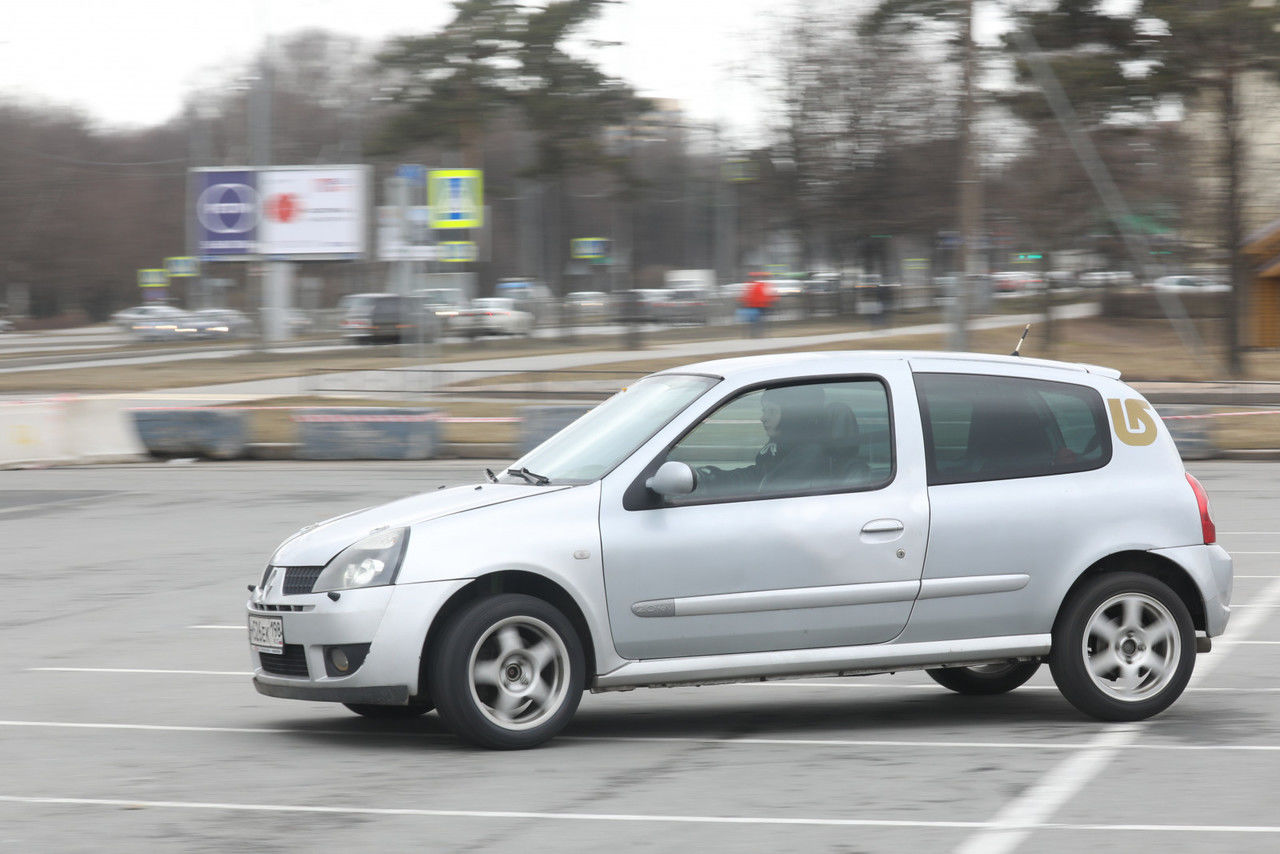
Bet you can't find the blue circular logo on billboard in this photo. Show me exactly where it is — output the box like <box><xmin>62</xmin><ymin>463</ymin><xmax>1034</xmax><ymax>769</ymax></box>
<box><xmin>195</xmin><ymin>170</ymin><xmax>258</xmax><ymax>257</ymax></box>
<box><xmin>197</xmin><ymin>182</ymin><xmax>259</xmax><ymax>233</ymax></box>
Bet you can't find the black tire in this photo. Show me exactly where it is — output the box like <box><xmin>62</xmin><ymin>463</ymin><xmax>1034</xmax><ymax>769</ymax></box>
<box><xmin>1050</xmin><ymin>571</ymin><xmax>1195</xmax><ymax>721</ymax></box>
<box><xmin>343</xmin><ymin>702</ymin><xmax>434</xmax><ymax>719</ymax></box>
<box><xmin>925</xmin><ymin>660</ymin><xmax>1041</xmax><ymax>695</ymax></box>
<box><xmin>428</xmin><ymin>593</ymin><xmax>585</xmax><ymax>749</ymax></box>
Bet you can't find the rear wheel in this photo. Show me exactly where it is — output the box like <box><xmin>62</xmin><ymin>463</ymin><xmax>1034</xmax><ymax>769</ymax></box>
<box><xmin>1050</xmin><ymin>572</ymin><xmax>1195</xmax><ymax>721</ymax></box>
<box><xmin>925</xmin><ymin>660</ymin><xmax>1041</xmax><ymax>695</ymax></box>
<box><xmin>428</xmin><ymin>593</ymin><xmax>585</xmax><ymax>749</ymax></box>
<box><xmin>343</xmin><ymin>702</ymin><xmax>433</xmax><ymax>719</ymax></box>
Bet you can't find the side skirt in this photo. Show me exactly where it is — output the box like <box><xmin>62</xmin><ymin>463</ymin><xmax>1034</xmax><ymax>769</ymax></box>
<box><xmin>591</xmin><ymin>634</ymin><xmax>1051</xmax><ymax>692</ymax></box>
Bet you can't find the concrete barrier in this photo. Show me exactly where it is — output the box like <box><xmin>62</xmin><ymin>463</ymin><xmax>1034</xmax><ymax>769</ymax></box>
<box><xmin>0</xmin><ymin>399</ymin><xmax>67</xmax><ymax>467</ymax></box>
<box><xmin>2</xmin><ymin>396</ymin><xmax>147</xmax><ymax>468</ymax></box>
<box><xmin>1157</xmin><ymin>405</ymin><xmax>1216</xmax><ymax>460</ymax></box>
<box><xmin>294</xmin><ymin>409</ymin><xmax>442</xmax><ymax>460</ymax></box>
<box><xmin>131</xmin><ymin>409</ymin><xmax>248</xmax><ymax>460</ymax></box>
<box><xmin>63</xmin><ymin>397</ymin><xmax>148</xmax><ymax>463</ymax></box>
<box><xmin>518</xmin><ymin>405</ymin><xmax>594</xmax><ymax>456</ymax></box>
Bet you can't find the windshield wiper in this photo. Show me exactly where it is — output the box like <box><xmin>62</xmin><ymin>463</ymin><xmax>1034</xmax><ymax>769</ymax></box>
<box><xmin>507</xmin><ymin>466</ymin><xmax>551</xmax><ymax>485</ymax></box>
<box><xmin>484</xmin><ymin>468</ymin><xmax>499</xmax><ymax>483</ymax></box>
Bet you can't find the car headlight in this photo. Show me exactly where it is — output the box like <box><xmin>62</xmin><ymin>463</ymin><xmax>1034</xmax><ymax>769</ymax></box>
<box><xmin>313</xmin><ymin>527</ymin><xmax>410</xmax><ymax>592</ymax></box>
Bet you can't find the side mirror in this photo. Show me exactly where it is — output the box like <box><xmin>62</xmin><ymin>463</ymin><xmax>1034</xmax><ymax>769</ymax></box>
<box><xmin>645</xmin><ymin>461</ymin><xmax>696</xmax><ymax>497</ymax></box>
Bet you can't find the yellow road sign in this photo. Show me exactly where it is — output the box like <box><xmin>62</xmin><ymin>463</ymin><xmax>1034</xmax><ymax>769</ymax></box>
<box><xmin>428</xmin><ymin>169</ymin><xmax>484</xmax><ymax>229</ymax></box>
<box><xmin>439</xmin><ymin>241</ymin><xmax>478</xmax><ymax>263</ymax></box>
<box><xmin>138</xmin><ymin>269</ymin><xmax>169</xmax><ymax>287</ymax></box>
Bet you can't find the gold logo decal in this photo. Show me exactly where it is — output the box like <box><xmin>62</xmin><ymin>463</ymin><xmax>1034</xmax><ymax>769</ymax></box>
<box><xmin>1107</xmin><ymin>398</ymin><xmax>1158</xmax><ymax>446</ymax></box>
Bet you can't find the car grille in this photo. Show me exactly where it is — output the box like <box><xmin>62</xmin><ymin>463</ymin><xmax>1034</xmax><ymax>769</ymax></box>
<box><xmin>283</xmin><ymin>567</ymin><xmax>324</xmax><ymax>595</ymax></box>
<box><xmin>259</xmin><ymin>644</ymin><xmax>309</xmax><ymax>677</ymax></box>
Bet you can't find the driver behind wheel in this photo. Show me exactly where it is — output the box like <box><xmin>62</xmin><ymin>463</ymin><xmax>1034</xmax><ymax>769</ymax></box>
<box><xmin>696</xmin><ymin>384</ymin><xmax>828</xmax><ymax>496</ymax></box>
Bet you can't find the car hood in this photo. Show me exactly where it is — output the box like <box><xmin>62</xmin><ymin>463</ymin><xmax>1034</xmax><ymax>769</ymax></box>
<box><xmin>270</xmin><ymin>483</ymin><xmax>570</xmax><ymax>567</ymax></box>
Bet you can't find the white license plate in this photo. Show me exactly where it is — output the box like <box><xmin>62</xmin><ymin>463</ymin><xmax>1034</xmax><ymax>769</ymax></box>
<box><xmin>249</xmin><ymin>615</ymin><xmax>284</xmax><ymax>653</ymax></box>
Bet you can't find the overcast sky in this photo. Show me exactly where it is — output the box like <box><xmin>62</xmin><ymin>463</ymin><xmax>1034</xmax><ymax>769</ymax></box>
<box><xmin>1</xmin><ymin>0</ymin><xmax>791</xmax><ymax>139</ymax></box>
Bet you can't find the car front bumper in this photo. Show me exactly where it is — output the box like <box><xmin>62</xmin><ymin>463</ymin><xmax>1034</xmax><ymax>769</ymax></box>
<box><xmin>248</xmin><ymin>577</ymin><xmax>470</xmax><ymax>703</ymax></box>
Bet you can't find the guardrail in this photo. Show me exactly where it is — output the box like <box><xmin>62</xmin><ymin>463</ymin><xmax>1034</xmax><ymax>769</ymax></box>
<box><xmin>306</xmin><ymin>367</ymin><xmax>647</xmax><ymax>400</ymax></box>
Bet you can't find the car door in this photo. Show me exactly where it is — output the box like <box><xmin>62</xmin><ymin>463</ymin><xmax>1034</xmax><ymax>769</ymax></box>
<box><xmin>598</xmin><ymin>365</ymin><xmax>930</xmax><ymax>660</ymax></box>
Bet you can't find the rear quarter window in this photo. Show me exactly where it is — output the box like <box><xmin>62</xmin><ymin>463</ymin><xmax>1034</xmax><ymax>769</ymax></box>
<box><xmin>915</xmin><ymin>372</ymin><xmax>1112</xmax><ymax>485</ymax></box>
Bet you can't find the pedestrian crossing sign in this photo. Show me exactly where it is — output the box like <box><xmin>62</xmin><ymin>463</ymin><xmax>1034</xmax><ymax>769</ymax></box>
<box><xmin>428</xmin><ymin>169</ymin><xmax>484</xmax><ymax>229</ymax></box>
<box><xmin>138</xmin><ymin>268</ymin><xmax>169</xmax><ymax>287</ymax></box>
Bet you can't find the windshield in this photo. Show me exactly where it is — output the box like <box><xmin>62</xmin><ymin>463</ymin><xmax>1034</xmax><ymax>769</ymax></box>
<box><xmin>504</xmin><ymin>373</ymin><xmax>718</xmax><ymax>484</ymax></box>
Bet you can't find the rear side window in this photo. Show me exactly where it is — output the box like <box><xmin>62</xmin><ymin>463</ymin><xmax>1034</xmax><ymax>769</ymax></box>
<box><xmin>915</xmin><ymin>372</ymin><xmax>1111</xmax><ymax>485</ymax></box>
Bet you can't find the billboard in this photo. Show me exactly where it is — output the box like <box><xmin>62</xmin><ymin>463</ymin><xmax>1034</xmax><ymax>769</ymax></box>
<box><xmin>194</xmin><ymin>169</ymin><xmax>258</xmax><ymax>259</ymax></box>
<box><xmin>258</xmin><ymin>166</ymin><xmax>368</xmax><ymax>258</ymax></box>
<box><xmin>192</xmin><ymin>165</ymin><xmax>370</xmax><ymax>260</ymax></box>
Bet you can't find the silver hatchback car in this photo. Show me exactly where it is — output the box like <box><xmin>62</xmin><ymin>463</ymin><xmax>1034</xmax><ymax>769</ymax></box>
<box><xmin>248</xmin><ymin>351</ymin><xmax>1232</xmax><ymax>748</ymax></box>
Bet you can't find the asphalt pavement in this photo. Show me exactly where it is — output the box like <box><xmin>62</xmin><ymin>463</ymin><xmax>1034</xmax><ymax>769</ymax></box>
<box><xmin>1</xmin><ymin>458</ymin><xmax>1276</xmax><ymax>853</ymax></box>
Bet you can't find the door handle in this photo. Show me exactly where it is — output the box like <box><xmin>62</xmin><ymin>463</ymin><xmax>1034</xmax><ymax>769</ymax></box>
<box><xmin>861</xmin><ymin>519</ymin><xmax>904</xmax><ymax>534</ymax></box>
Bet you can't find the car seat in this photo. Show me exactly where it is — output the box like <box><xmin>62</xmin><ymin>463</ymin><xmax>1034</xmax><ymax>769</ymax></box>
<box><xmin>965</xmin><ymin>405</ymin><xmax>1053</xmax><ymax>479</ymax></box>
<box><xmin>824</xmin><ymin>402</ymin><xmax>871</xmax><ymax>485</ymax></box>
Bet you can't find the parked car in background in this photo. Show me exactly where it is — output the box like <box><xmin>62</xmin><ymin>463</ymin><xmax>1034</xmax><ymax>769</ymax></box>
<box><xmin>563</xmin><ymin>291</ymin><xmax>612</xmax><ymax>323</ymax></box>
<box><xmin>654</xmin><ymin>287</ymin><xmax>713</xmax><ymax>325</ymax></box>
<box><xmin>0</xmin><ymin>317</ymin><xmax>14</xmax><ymax>333</ymax></box>
<box><xmin>340</xmin><ymin>293</ymin><xmax>418</xmax><ymax>344</ymax></box>
<box><xmin>1149</xmin><ymin>275</ymin><xmax>1230</xmax><ymax>293</ymax></box>
<box><xmin>112</xmin><ymin>304</ymin><xmax>187</xmax><ymax>335</ymax></box>
<box><xmin>495</xmin><ymin>279</ymin><xmax>554</xmax><ymax>325</ymax></box>
<box><xmin>122</xmin><ymin>305</ymin><xmax>191</xmax><ymax>340</ymax></box>
<box><xmin>182</xmin><ymin>308</ymin><xmax>253</xmax><ymax>339</ymax></box>
<box><xmin>414</xmin><ymin>288</ymin><xmax>467</xmax><ymax>333</ymax></box>
<box><xmin>613</xmin><ymin>288</ymin><xmax>663</xmax><ymax>323</ymax></box>
<box><xmin>993</xmin><ymin>272</ymin><xmax>1028</xmax><ymax>293</ymax></box>
<box><xmin>454</xmin><ymin>297</ymin><xmax>534</xmax><ymax>338</ymax></box>
<box><xmin>800</xmin><ymin>273</ymin><xmax>844</xmax><ymax>316</ymax></box>
<box><xmin>1080</xmin><ymin>271</ymin><xmax>1135</xmax><ymax>289</ymax></box>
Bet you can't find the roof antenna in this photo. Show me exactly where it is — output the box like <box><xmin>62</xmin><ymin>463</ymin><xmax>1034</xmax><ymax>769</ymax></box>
<box><xmin>1010</xmin><ymin>324</ymin><xmax>1031</xmax><ymax>357</ymax></box>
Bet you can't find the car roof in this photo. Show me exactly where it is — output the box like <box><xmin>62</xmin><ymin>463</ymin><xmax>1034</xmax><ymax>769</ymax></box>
<box><xmin>656</xmin><ymin>350</ymin><xmax>1121</xmax><ymax>381</ymax></box>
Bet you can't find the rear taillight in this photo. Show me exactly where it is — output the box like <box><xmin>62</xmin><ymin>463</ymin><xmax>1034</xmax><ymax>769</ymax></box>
<box><xmin>1186</xmin><ymin>473</ymin><xmax>1216</xmax><ymax>544</ymax></box>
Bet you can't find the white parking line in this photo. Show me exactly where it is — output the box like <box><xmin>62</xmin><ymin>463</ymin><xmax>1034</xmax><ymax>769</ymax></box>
<box><xmin>28</xmin><ymin>668</ymin><xmax>249</xmax><ymax>676</ymax></box>
<box><xmin>4</xmin><ymin>719</ymin><xmax>1280</xmax><ymax>754</ymax></box>
<box><xmin>1227</xmin><ymin>551</ymin><xmax>1280</xmax><ymax>555</ymax></box>
<box><xmin>953</xmin><ymin>575</ymin><xmax>1280</xmax><ymax>854</ymax></box>
<box><xmin>0</xmin><ymin>794</ymin><xmax>1276</xmax><ymax>834</ymax></box>
<box><xmin>734</xmin><ymin>683</ymin><xmax>1280</xmax><ymax>693</ymax></box>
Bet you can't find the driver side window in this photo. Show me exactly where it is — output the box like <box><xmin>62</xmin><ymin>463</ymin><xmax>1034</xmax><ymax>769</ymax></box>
<box><xmin>665</xmin><ymin>379</ymin><xmax>892</xmax><ymax>501</ymax></box>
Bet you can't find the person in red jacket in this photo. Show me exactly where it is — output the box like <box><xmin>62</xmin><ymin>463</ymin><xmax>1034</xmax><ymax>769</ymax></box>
<box><xmin>740</xmin><ymin>274</ymin><xmax>775</xmax><ymax>337</ymax></box>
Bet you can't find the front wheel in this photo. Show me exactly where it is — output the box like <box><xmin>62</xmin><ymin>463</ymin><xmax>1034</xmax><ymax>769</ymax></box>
<box><xmin>428</xmin><ymin>594</ymin><xmax>585</xmax><ymax>749</ymax></box>
<box><xmin>1050</xmin><ymin>572</ymin><xmax>1195</xmax><ymax>721</ymax></box>
<box><xmin>926</xmin><ymin>660</ymin><xmax>1041</xmax><ymax>695</ymax></box>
